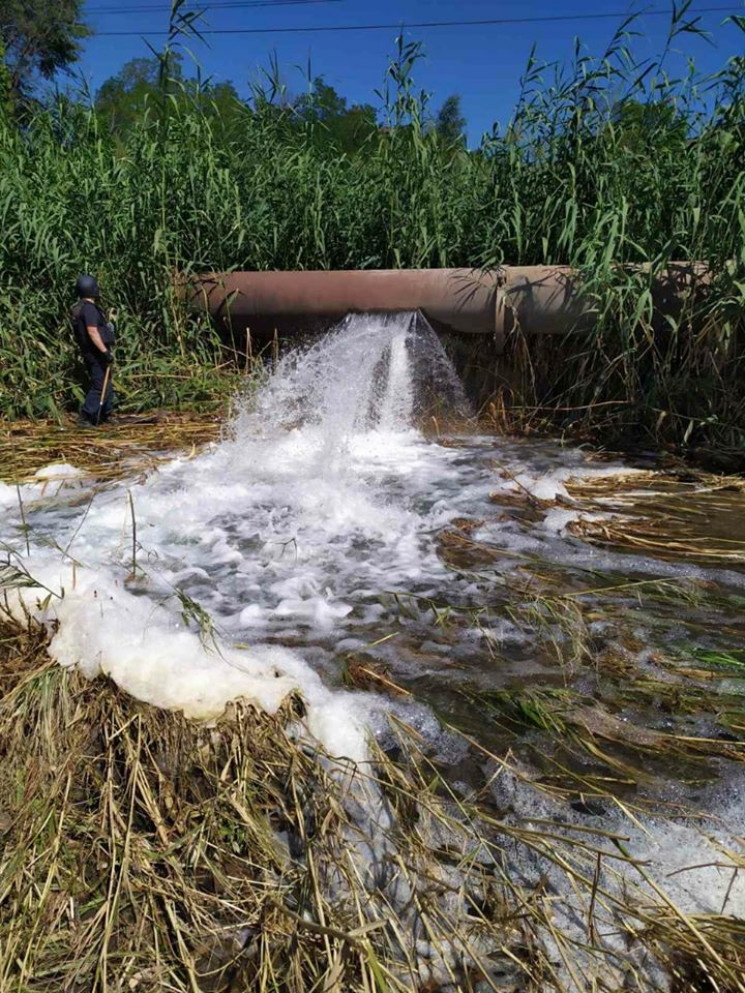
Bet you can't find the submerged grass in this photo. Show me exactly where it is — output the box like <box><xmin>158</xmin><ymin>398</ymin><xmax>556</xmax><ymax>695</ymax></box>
<box><xmin>1</xmin><ymin>443</ymin><xmax>744</xmax><ymax>990</ymax></box>
<box><xmin>385</xmin><ymin>460</ymin><xmax>745</xmax><ymax>811</ymax></box>
<box><xmin>468</xmin><ymin>681</ymin><xmax>745</xmax><ymax>794</ymax></box>
<box><xmin>688</xmin><ymin>648</ymin><xmax>745</xmax><ymax>674</ymax></box>
<box><xmin>3</xmin><ymin>439</ymin><xmax>745</xmax><ymax>990</ymax></box>
<box><xmin>563</xmin><ymin>470</ymin><xmax>745</xmax><ymax>564</ymax></box>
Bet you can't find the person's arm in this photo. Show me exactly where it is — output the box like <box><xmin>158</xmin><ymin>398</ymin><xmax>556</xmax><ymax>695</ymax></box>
<box><xmin>86</xmin><ymin>325</ymin><xmax>109</xmax><ymax>354</ymax></box>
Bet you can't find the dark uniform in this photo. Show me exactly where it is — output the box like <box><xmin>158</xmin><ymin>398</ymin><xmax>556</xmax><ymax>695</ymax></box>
<box><xmin>72</xmin><ymin>282</ymin><xmax>115</xmax><ymax>425</ymax></box>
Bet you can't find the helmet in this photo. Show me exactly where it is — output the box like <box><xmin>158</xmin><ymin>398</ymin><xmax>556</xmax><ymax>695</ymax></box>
<box><xmin>75</xmin><ymin>273</ymin><xmax>100</xmax><ymax>298</ymax></box>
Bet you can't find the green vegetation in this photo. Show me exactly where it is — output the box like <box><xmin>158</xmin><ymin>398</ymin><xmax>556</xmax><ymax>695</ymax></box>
<box><xmin>434</xmin><ymin>93</ymin><xmax>467</xmax><ymax>147</ymax></box>
<box><xmin>0</xmin><ymin>0</ymin><xmax>89</xmax><ymax>111</ymax></box>
<box><xmin>0</xmin><ymin>6</ymin><xmax>743</xmax><ymax>454</ymax></box>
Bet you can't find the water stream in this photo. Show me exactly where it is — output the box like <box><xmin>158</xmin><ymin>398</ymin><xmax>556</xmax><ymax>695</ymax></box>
<box><xmin>3</xmin><ymin>312</ymin><xmax>745</xmax><ymax>985</ymax></box>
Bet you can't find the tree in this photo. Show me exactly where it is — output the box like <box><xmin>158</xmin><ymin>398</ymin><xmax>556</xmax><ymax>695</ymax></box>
<box><xmin>435</xmin><ymin>94</ymin><xmax>467</xmax><ymax>146</ymax></box>
<box><xmin>610</xmin><ymin>99</ymin><xmax>688</xmax><ymax>152</ymax></box>
<box><xmin>96</xmin><ymin>56</ymin><xmax>179</xmax><ymax>131</ymax></box>
<box><xmin>294</xmin><ymin>77</ymin><xmax>378</xmax><ymax>154</ymax></box>
<box><xmin>0</xmin><ymin>0</ymin><xmax>90</xmax><ymax>106</ymax></box>
<box><xmin>96</xmin><ymin>55</ymin><xmax>245</xmax><ymax>133</ymax></box>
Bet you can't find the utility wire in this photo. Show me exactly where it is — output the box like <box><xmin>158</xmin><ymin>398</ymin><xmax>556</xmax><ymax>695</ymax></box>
<box><xmin>86</xmin><ymin>0</ymin><xmax>342</xmax><ymax>13</ymax></box>
<box><xmin>88</xmin><ymin>7</ymin><xmax>742</xmax><ymax>36</ymax></box>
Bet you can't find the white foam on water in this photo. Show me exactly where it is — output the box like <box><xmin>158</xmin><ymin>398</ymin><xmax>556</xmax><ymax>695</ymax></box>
<box><xmin>3</xmin><ymin>312</ymin><xmax>742</xmax><ymax>751</ymax></box>
<box><xmin>542</xmin><ymin>507</ymin><xmax>610</xmax><ymax>534</ymax></box>
<box><xmin>14</xmin><ymin>559</ymin><xmax>369</xmax><ymax>760</ymax></box>
<box><xmin>3</xmin><ymin>313</ymin><xmax>468</xmax><ymax>761</ymax></box>
<box><xmin>488</xmin><ymin>463</ymin><xmax>646</xmax><ymax>504</ymax></box>
<box><xmin>487</xmin><ymin>762</ymin><xmax>745</xmax><ymax>990</ymax></box>
<box><xmin>33</xmin><ymin>462</ymin><xmax>85</xmax><ymax>480</ymax></box>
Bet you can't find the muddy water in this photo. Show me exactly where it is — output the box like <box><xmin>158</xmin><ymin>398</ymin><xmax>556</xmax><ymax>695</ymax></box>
<box><xmin>3</xmin><ymin>312</ymin><xmax>745</xmax><ymax>938</ymax></box>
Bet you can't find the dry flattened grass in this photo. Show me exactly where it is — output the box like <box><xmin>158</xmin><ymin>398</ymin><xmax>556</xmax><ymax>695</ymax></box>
<box><xmin>0</xmin><ymin>413</ymin><xmax>223</xmax><ymax>486</ymax></box>
<box><xmin>1</xmin><ymin>613</ymin><xmax>745</xmax><ymax>992</ymax></box>
<box><xmin>0</xmin><ymin>614</ymin><xmax>526</xmax><ymax>993</ymax></box>
<box><xmin>563</xmin><ymin>470</ymin><xmax>745</xmax><ymax>565</ymax></box>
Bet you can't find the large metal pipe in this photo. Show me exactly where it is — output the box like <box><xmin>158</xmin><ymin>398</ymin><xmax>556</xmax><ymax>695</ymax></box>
<box><xmin>188</xmin><ymin>268</ymin><xmax>502</xmax><ymax>339</ymax></box>
<box><xmin>187</xmin><ymin>264</ymin><xmax>708</xmax><ymax>351</ymax></box>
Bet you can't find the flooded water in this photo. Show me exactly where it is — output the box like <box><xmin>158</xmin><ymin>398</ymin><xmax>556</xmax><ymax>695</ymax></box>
<box><xmin>3</xmin><ymin>312</ymin><xmax>745</xmax><ymax>985</ymax></box>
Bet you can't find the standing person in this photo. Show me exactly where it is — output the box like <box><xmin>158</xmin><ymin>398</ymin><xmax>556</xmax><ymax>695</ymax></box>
<box><xmin>72</xmin><ymin>273</ymin><xmax>115</xmax><ymax>427</ymax></box>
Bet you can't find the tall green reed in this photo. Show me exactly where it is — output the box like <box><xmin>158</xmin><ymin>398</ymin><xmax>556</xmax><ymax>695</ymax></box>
<box><xmin>0</xmin><ymin>3</ymin><xmax>742</xmax><ymax>452</ymax></box>
<box><xmin>478</xmin><ymin>7</ymin><xmax>745</xmax><ymax>454</ymax></box>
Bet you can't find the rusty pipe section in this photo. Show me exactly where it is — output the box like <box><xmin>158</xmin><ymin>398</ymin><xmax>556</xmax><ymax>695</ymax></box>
<box><xmin>187</xmin><ymin>264</ymin><xmax>707</xmax><ymax>349</ymax></box>
<box><xmin>189</xmin><ymin>268</ymin><xmax>504</xmax><ymax>339</ymax></box>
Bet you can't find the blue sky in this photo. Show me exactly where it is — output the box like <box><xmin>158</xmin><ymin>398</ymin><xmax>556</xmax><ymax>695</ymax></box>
<box><xmin>76</xmin><ymin>1</ymin><xmax>745</xmax><ymax>141</ymax></box>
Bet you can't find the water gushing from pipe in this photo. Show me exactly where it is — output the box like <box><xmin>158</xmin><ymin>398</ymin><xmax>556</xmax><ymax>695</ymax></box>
<box><xmin>3</xmin><ymin>312</ymin><xmax>745</xmax><ymax>991</ymax></box>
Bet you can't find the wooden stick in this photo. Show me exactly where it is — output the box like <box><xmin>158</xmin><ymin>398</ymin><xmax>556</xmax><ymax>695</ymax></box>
<box><xmin>96</xmin><ymin>363</ymin><xmax>112</xmax><ymax>426</ymax></box>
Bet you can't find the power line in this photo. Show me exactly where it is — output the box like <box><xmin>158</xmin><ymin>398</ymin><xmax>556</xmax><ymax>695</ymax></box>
<box><xmin>88</xmin><ymin>7</ymin><xmax>742</xmax><ymax>36</ymax></box>
<box><xmin>86</xmin><ymin>0</ymin><xmax>342</xmax><ymax>13</ymax></box>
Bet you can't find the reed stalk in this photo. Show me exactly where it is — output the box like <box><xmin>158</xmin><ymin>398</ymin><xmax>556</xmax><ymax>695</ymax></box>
<box><xmin>0</xmin><ymin>6</ymin><xmax>742</xmax><ymax>449</ymax></box>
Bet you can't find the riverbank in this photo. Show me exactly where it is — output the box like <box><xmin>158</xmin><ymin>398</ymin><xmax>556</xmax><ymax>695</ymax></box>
<box><xmin>4</xmin><ymin>394</ymin><xmax>744</xmax><ymax>488</ymax></box>
<box><xmin>0</xmin><ymin>411</ymin><xmax>224</xmax><ymax>485</ymax></box>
